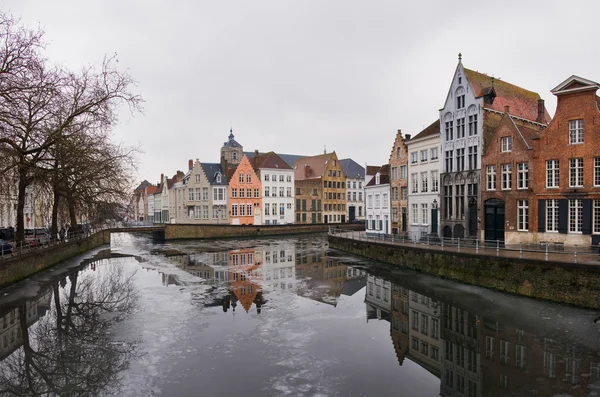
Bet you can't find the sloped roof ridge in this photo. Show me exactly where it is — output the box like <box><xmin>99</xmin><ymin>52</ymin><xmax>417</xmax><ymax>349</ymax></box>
<box><xmin>464</xmin><ymin>68</ymin><xmax>540</xmax><ymax>98</ymax></box>
<box><xmin>507</xmin><ymin>114</ymin><xmax>532</xmax><ymax>150</ymax></box>
<box><xmin>410</xmin><ymin>119</ymin><xmax>441</xmax><ymax>141</ymax></box>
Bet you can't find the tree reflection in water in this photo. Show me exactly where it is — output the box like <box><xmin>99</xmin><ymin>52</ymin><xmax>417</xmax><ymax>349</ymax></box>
<box><xmin>0</xmin><ymin>263</ymin><xmax>139</xmax><ymax>396</ymax></box>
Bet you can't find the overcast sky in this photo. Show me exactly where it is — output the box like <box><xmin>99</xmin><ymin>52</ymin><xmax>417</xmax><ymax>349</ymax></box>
<box><xmin>4</xmin><ymin>1</ymin><xmax>599</xmax><ymax>185</ymax></box>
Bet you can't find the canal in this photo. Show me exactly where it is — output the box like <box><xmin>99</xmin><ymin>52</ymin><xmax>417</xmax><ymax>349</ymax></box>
<box><xmin>0</xmin><ymin>233</ymin><xmax>598</xmax><ymax>396</ymax></box>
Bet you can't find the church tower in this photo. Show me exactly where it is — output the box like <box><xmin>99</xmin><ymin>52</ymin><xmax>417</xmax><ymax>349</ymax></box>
<box><xmin>220</xmin><ymin>128</ymin><xmax>243</xmax><ymax>166</ymax></box>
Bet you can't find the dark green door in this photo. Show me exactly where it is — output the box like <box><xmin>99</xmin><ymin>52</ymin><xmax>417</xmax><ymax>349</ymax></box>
<box><xmin>484</xmin><ymin>199</ymin><xmax>505</xmax><ymax>243</ymax></box>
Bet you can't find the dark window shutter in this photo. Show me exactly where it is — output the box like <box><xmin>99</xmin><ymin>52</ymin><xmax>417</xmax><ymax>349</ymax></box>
<box><xmin>537</xmin><ymin>200</ymin><xmax>545</xmax><ymax>232</ymax></box>
<box><xmin>558</xmin><ymin>199</ymin><xmax>568</xmax><ymax>234</ymax></box>
<box><xmin>582</xmin><ymin>199</ymin><xmax>592</xmax><ymax>234</ymax></box>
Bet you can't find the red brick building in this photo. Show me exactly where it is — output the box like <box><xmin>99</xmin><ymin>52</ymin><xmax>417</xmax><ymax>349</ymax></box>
<box><xmin>481</xmin><ymin>107</ymin><xmax>545</xmax><ymax>244</ymax></box>
<box><xmin>532</xmin><ymin>76</ymin><xmax>600</xmax><ymax>247</ymax></box>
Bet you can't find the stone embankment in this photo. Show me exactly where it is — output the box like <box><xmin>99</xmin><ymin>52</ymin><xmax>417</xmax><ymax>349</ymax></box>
<box><xmin>328</xmin><ymin>234</ymin><xmax>600</xmax><ymax>309</ymax></box>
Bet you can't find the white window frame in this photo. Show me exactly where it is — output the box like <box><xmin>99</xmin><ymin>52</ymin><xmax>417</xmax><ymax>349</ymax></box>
<box><xmin>411</xmin><ymin>152</ymin><xmax>418</xmax><ymax>164</ymax></box>
<box><xmin>411</xmin><ymin>173</ymin><xmax>418</xmax><ymax>193</ymax></box>
<box><xmin>421</xmin><ymin>171</ymin><xmax>428</xmax><ymax>193</ymax></box>
<box><xmin>501</xmin><ymin>136</ymin><xmax>512</xmax><ymax>153</ymax></box>
<box><xmin>501</xmin><ymin>164</ymin><xmax>512</xmax><ymax>190</ymax></box>
<box><xmin>431</xmin><ymin>171</ymin><xmax>439</xmax><ymax>193</ymax></box>
<box><xmin>486</xmin><ymin>165</ymin><xmax>496</xmax><ymax>190</ymax></box>
<box><xmin>594</xmin><ymin>199</ymin><xmax>600</xmax><ymax>234</ymax></box>
<box><xmin>546</xmin><ymin>160</ymin><xmax>559</xmax><ymax>188</ymax></box>
<box><xmin>430</xmin><ymin>147</ymin><xmax>438</xmax><ymax>161</ymax></box>
<box><xmin>517</xmin><ymin>200</ymin><xmax>528</xmax><ymax>231</ymax></box>
<box><xmin>517</xmin><ymin>162</ymin><xmax>529</xmax><ymax>189</ymax></box>
<box><xmin>421</xmin><ymin>203</ymin><xmax>428</xmax><ymax>225</ymax></box>
<box><xmin>546</xmin><ymin>199</ymin><xmax>559</xmax><ymax>232</ymax></box>
<box><xmin>569</xmin><ymin>158</ymin><xmax>583</xmax><ymax>188</ymax></box>
<box><xmin>569</xmin><ymin>119</ymin><xmax>584</xmax><ymax>144</ymax></box>
<box><xmin>569</xmin><ymin>199</ymin><xmax>583</xmax><ymax>233</ymax></box>
<box><xmin>420</xmin><ymin>149</ymin><xmax>428</xmax><ymax>162</ymax></box>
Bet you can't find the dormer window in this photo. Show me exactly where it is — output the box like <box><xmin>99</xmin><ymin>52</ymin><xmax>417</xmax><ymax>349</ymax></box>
<box><xmin>376</xmin><ymin>173</ymin><xmax>380</xmax><ymax>185</ymax></box>
<box><xmin>569</xmin><ymin>119</ymin><xmax>584</xmax><ymax>144</ymax></box>
<box><xmin>216</xmin><ymin>174</ymin><xmax>222</xmax><ymax>183</ymax></box>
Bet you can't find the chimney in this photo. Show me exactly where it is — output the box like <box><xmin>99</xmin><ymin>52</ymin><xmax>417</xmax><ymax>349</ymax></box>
<box><xmin>254</xmin><ymin>149</ymin><xmax>259</xmax><ymax>169</ymax></box>
<box><xmin>188</xmin><ymin>159</ymin><xmax>193</xmax><ymax>170</ymax></box>
<box><xmin>304</xmin><ymin>164</ymin><xmax>310</xmax><ymax>178</ymax></box>
<box><xmin>221</xmin><ymin>155</ymin><xmax>228</xmax><ymax>177</ymax></box>
<box><xmin>504</xmin><ymin>105</ymin><xmax>510</xmax><ymax>114</ymax></box>
<box><xmin>404</xmin><ymin>134</ymin><xmax>411</xmax><ymax>140</ymax></box>
<box><xmin>537</xmin><ymin>99</ymin><xmax>545</xmax><ymax>123</ymax></box>
<box><xmin>160</xmin><ymin>173</ymin><xmax>164</xmax><ymax>183</ymax></box>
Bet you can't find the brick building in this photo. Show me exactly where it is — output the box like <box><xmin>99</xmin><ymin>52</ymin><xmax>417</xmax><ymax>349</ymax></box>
<box><xmin>389</xmin><ymin>130</ymin><xmax>409</xmax><ymax>235</ymax></box>
<box><xmin>532</xmin><ymin>75</ymin><xmax>600</xmax><ymax>247</ymax></box>
<box><xmin>228</xmin><ymin>155</ymin><xmax>262</xmax><ymax>225</ymax></box>
<box><xmin>481</xmin><ymin>108</ymin><xmax>545</xmax><ymax>244</ymax></box>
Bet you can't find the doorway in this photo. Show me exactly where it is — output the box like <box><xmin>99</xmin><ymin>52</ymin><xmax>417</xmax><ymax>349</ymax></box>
<box><xmin>484</xmin><ymin>199</ymin><xmax>505</xmax><ymax>243</ymax></box>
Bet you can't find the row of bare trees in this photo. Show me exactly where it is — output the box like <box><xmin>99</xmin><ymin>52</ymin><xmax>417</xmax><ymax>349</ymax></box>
<box><xmin>0</xmin><ymin>13</ymin><xmax>142</xmax><ymax>241</ymax></box>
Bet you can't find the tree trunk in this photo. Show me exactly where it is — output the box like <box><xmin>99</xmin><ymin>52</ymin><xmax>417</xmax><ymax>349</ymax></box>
<box><xmin>64</xmin><ymin>271</ymin><xmax>77</xmax><ymax>335</ymax></box>
<box><xmin>50</xmin><ymin>187</ymin><xmax>60</xmax><ymax>241</ymax></box>
<box><xmin>66</xmin><ymin>190</ymin><xmax>77</xmax><ymax>231</ymax></box>
<box><xmin>19</xmin><ymin>303</ymin><xmax>34</xmax><ymax>392</ymax></box>
<box><xmin>15</xmin><ymin>164</ymin><xmax>28</xmax><ymax>242</ymax></box>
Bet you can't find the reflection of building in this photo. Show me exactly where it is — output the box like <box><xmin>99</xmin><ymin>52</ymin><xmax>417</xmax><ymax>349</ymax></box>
<box><xmin>408</xmin><ymin>291</ymin><xmax>441</xmax><ymax>378</ymax></box>
<box><xmin>390</xmin><ymin>285</ymin><xmax>409</xmax><ymax>366</ymax></box>
<box><xmin>365</xmin><ymin>275</ymin><xmax>391</xmax><ymax>320</ymax></box>
<box><xmin>0</xmin><ymin>289</ymin><xmax>52</xmax><ymax>360</ymax></box>
<box><xmin>228</xmin><ymin>247</ymin><xmax>263</xmax><ymax>312</ymax></box>
<box><xmin>262</xmin><ymin>242</ymin><xmax>296</xmax><ymax>291</ymax></box>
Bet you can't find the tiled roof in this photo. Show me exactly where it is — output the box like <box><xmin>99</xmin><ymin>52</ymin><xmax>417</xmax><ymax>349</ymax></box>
<box><xmin>146</xmin><ymin>186</ymin><xmax>158</xmax><ymax>195</ymax></box>
<box><xmin>410</xmin><ymin>120</ymin><xmax>440</xmax><ymax>141</ymax></box>
<box><xmin>365</xmin><ymin>165</ymin><xmax>380</xmax><ymax>176</ymax></box>
<box><xmin>464</xmin><ymin>68</ymin><xmax>551</xmax><ymax>123</ymax></box>
<box><xmin>365</xmin><ymin>165</ymin><xmax>390</xmax><ymax>187</ymax></box>
<box><xmin>339</xmin><ymin>158</ymin><xmax>365</xmax><ymax>179</ymax></box>
<box><xmin>293</xmin><ymin>153</ymin><xmax>335</xmax><ymax>181</ymax></box>
<box><xmin>200</xmin><ymin>163</ymin><xmax>228</xmax><ymax>185</ymax></box>
<box><xmin>245</xmin><ymin>151</ymin><xmax>308</xmax><ymax>168</ymax></box>
<box><xmin>134</xmin><ymin>180</ymin><xmax>152</xmax><ymax>192</ymax></box>
<box><xmin>508</xmin><ymin>114</ymin><xmax>545</xmax><ymax>149</ymax></box>
<box><xmin>249</xmin><ymin>151</ymin><xmax>292</xmax><ymax>171</ymax></box>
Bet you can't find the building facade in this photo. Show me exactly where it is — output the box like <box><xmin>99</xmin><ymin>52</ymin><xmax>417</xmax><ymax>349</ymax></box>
<box><xmin>340</xmin><ymin>158</ymin><xmax>365</xmax><ymax>222</ymax></box>
<box><xmin>365</xmin><ymin>165</ymin><xmax>391</xmax><ymax>235</ymax></box>
<box><xmin>228</xmin><ymin>155</ymin><xmax>261</xmax><ymax>225</ymax></box>
<box><xmin>389</xmin><ymin>131</ymin><xmax>409</xmax><ymax>235</ymax></box>
<box><xmin>250</xmin><ymin>152</ymin><xmax>295</xmax><ymax>225</ymax></box>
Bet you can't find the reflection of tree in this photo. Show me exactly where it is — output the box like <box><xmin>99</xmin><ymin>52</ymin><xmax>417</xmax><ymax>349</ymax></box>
<box><xmin>0</xmin><ymin>263</ymin><xmax>139</xmax><ymax>396</ymax></box>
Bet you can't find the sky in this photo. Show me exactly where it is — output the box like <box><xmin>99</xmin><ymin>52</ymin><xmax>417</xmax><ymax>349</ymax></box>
<box><xmin>3</xmin><ymin>0</ymin><xmax>599</xmax><ymax>185</ymax></box>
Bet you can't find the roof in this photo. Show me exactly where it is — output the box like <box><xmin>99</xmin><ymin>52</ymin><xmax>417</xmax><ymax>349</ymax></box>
<box><xmin>464</xmin><ymin>68</ymin><xmax>551</xmax><ymax>123</ymax></box>
<box><xmin>200</xmin><ymin>163</ymin><xmax>228</xmax><ymax>185</ymax></box>
<box><xmin>365</xmin><ymin>165</ymin><xmax>380</xmax><ymax>176</ymax></box>
<box><xmin>146</xmin><ymin>186</ymin><xmax>158</xmax><ymax>196</ymax></box>
<box><xmin>339</xmin><ymin>158</ymin><xmax>365</xmax><ymax>179</ymax></box>
<box><xmin>365</xmin><ymin>165</ymin><xmax>390</xmax><ymax>187</ymax></box>
<box><xmin>551</xmin><ymin>75</ymin><xmax>600</xmax><ymax>95</ymax></box>
<box><xmin>248</xmin><ymin>151</ymin><xmax>292</xmax><ymax>172</ymax></box>
<box><xmin>245</xmin><ymin>151</ymin><xmax>308</xmax><ymax>168</ymax></box>
<box><xmin>293</xmin><ymin>152</ymin><xmax>335</xmax><ymax>181</ymax></box>
<box><xmin>134</xmin><ymin>180</ymin><xmax>152</xmax><ymax>192</ymax></box>
<box><xmin>223</xmin><ymin>129</ymin><xmax>242</xmax><ymax>148</ymax></box>
<box><xmin>507</xmin><ymin>114</ymin><xmax>545</xmax><ymax>149</ymax></box>
<box><xmin>410</xmin><ymin>119</ymin><xmax>440</xmax><ymax>141</ymax></box>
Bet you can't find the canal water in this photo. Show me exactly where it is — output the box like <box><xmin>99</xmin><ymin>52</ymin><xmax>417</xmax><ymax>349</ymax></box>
<box><xmin>0</xmin><ymin>233</ymin><xmax>598</xmax><ymax>397</ymax></box>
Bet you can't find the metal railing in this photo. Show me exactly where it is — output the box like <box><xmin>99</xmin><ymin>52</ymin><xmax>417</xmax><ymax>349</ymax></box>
<box><xmin>328</xmin><ymin>227</ymin><xmax>600</xmax><ymax>264</ymax></box>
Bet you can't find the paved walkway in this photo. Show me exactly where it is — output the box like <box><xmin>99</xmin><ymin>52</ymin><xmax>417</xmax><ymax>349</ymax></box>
<box><xmin>330</xmin><ymin>231</ymin><xmax>600</xmax><ymax>267</ymax></box>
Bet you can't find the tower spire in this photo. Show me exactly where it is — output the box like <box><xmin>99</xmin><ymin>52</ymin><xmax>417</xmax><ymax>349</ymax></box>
<box><xmin>458</xmin><ymin>52</ymin><xmax>462</xmax><ymax>63</ymax></box>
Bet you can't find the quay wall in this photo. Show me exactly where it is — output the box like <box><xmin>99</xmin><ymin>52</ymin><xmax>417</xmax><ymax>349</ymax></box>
<box><xmin>0</xmin><ymin>230</ymin><xmax>111</xmax><ymax>289</ymax></box>
<box><xmin>160</xmin><ymin>223</ymin><xmax>363</xmax><ymax>241</ymax></box>
<box><xmin>328</xmin><ymin>236</ymin><xmax>600</xmax><ymax>309</ymax></box>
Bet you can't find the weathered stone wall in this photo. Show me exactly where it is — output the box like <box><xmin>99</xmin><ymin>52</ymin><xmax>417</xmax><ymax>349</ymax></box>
<box><xmin>329</xmin><ymin>236</ymin><xmax>600</xmax><ymax>309</ymax></box>
<box><xmin>162</xmin><ymin>223</ymin><xmax>362</xmax><ymax>241</ymax></box>
<box><xmin>0</xmin><ymin>230</ymin><xmax>110</xmax><ymax>288</ymax></box>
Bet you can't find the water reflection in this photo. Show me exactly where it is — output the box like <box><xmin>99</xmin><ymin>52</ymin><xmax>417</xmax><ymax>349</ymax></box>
<box><xmin>164</xmin><ymin>239</ymin><xmax>600</xmax><ymax>396</ymax></box>
<box><xmin>0</xmin><ymin>251</ymin><xmax>140</xmax><ymax>396</ymax></box>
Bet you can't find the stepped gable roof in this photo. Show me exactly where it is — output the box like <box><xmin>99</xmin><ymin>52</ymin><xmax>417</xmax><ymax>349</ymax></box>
<box><xmin>339</xmin><ymin>158</ymin><xmax>365</xmax><ymax>179</ymax></box>
<box><xmin>365</xmin><ymin>165</ymin><xmax>390</xmax><ymax>187</ymax></box>
<box><xmin>293</xmin><ymin>152</ymin><xmax>334</xmax><ymax>181</ymax></box>
<box><xmin>200</xmin><ymin>163</ymin><xmax>228</xmax><ymax>185</ymax></box>
<box><xmin>245</xmin><ymin>151</ymin><xmax>307</xmax><ymax>168</ymax></box>
<box><xmin>411</xmin><ymin>120</ymin><xmax>440</xmax><ymax>141</ymax></box>
<box><xmin>464</xmin><ymin>68</ymin><xmax>551</xmax><ymax>123</ymax></box>
<box><xmin>223</xmin><ymin>129</ymin><xmax>242</xmax><ymax>148</ymax></box>
<box><xmin>249</xmin><ymin>151</ymin><xmax>293</xmax><ymax>172</ymax></box>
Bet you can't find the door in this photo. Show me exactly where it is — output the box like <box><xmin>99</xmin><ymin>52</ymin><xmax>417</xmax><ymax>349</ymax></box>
<box><xmin>468</xmin><ymin>198</ymin><xmax>478</xmax><ymax>236</ymax></box>
<box><xmin>341</xmin><ymin>215</ymin><xmax>346</xmax><ymax>223</ymax></box>
<box><xmin>349</xmin><ymin>206</ymin><xmax>356</xmax><ymax>221</ymax></box>
<box><xmin>384</xmin><ymin>215</ymin><xmax>389</xmax><ymax>234</ymax></box>
<box><xmin>401</xmin><ymin>208</ymin><xmax>407</xmax><ymax>232</ymax></box>
<box><xmin>311</xmin><ymin>213</ymin><xmax>316</xmax><ymax>224</ymax></box>
<box><xmin>484</xmin><ymin>199</ymin><xmax>505</xmax><ymax>244</ymax></box>
<box><xmin>324</xmin><ymin>215</ymin><xmax>328</xmax><ymax>224</ymax></box>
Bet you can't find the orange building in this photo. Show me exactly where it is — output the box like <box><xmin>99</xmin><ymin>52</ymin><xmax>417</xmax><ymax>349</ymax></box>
<box><xmin>227</xmin><ymin>247</ymin><xmax>263</xmax><ymax>313</ymax></box>
<box><xmin>228</xmin><ymin>155</ymin><xmax>262</xmax><ymax>225</ymax></box>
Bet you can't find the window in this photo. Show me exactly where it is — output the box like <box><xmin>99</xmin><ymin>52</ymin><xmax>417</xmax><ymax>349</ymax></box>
<box><xmin>569</xmin><ymin>199</ymin><xmax>583</xmax><ymax>233</ymax></box>
<box><xmin>202</xmin><ymin>187</ymin><xmax>209</xmax><ymax>201</ymax></box>
<box><xmin>467</xmin><ymin>145</ymin><xmax>478</xmax><ymax>170</ymax></box>
<box><xmin>544</xmin><ymin>351</ymin><xmax>556</xmax><ymax>378</ymax></box>
<box><xmin>420</xmin><ymin>150</ymin><xmax>428</xmax><ymax>162</ymax></box>
<box><xmin>392</xmin><ymin>207</ymin><xmax>398</xmax><ymax>222</ymax></box>
<box><xmin>569</xmin><ymin>158</ymin><xmax>583</xmax><ymax>187</ymax></box>
<box><xmin>411</xmin><ymin>173</ymin><xmax>418</xmax><ymax>193</ymax></box>
<box><xmin>445</xmin><ymin>121</ymin><xmax>453</xmax><ymax>141</ymax></box>
<box><xmin>400</xmin><ymin>165</ymin><xmax>407</xmax><ymax>179</ymax></box>
<box><xmin>264</xmin><ymin>187</ymin><xmax>269</xmax><ymax>197</ymax></box>
<box><xmin>517</xmin><ymin>162</ymin><xmax>529</xmax><ymax>189</ymax></box>
<box><xmin>468</xmin><ymin>114</ymin><xmax>478</xmax><ymax>136</ymax></box>
<box><xmin>375</xmin><ymin>194</ymin><xmax>380</xmax><ymax>208</ymax></box>
<box><xmin>500</xmin><ymin>340</ymin><xmax>510</xmax><ymax>364</ymax></box>
<box><xmin>411</xmin><ymin>152</ymin><xmax>418</xmax><ymax>164</ymax></box>
<box><xmin>431</xmin><ymin>318</ymin><xmax>439</xmax><ymax>339</ymax></box>
<box><xmin>546</xmin><ymin>199</ymin><xmax>559</xmax><ymax>232</ymax></box>
<box><xmin>569</xmin><ymin>119</ymin><xmax>584</xmax><ymax>144</ymax></box>
<box><xmin>501</xmin><ymin>136</ymin><xmax>512</xmax><ymax>152</ymax></box>
<box><xmin>213</xmin><ymin>187</ymin><xmax>225</xmax><ymax>201</ymax></box>
<box><xmin>422</xmin><ymin>203</ymin><xmax>428</xmax><ymax>224</ymax></box>
<box><xmin>431</xmin><ymin>171</ymin><xmax>439</xmax><ymax>193</ymax></box>
<box><xmin>501</xmin><ymin>164</ymin><xmax>512</xmax><ymax>190</ymax></box>
<box><xmin>412</xmin><ymin>337</ymin><xmax>419</xmax><ymax>350</ymax></box>
<box><xmin>392</xmin><ymin>188</ymin><xmax>398</xmax><ymax>201</ymax></box>
<box><xmin>239</xmin><ymin>173</ymin><xmax>244</xmax><ymax>183</ymax></box>
<box><xmin>456</xmin><ymin>148</ymin><xmax>465</xmax><ymax>171</ymax></box>
<box><xmin>486</xmin><ymin>166</ymin><xmax>496</xmax><ymax>190</ymax></box>
<box><xmin>430</xmin><ymin>147</ymin><xmax>438</xmax><ymax>160</ymax></box>
<box><xmin>517</xmin><ymin>200</ymin><xmax>528</xmax><ymax>231</ymax></box>
<box><xmin>254</xmin><ymin>188</ymin><xmax>259</xmax><ymax>198</ymax></box>
<box><xmin>231</xmin><ymin>188</ymin><xmax>238</xmax><ymax>198</ymax></box>
<box><xmin>239</xmin><ymin>188</ymin><xmax>245</xmax><ymax>198</ymax></box>
<box><xmin>264</xmin><ymin>174</ymin><xmax>269</xmax><ymax>181</ymax></box>
<box><xmin>457</xmin><ymin>94</ymin><xmax>465</xmax><ymax>109</ymax></box>
<box><xmin>367</xmin><ymin>195</ymin><xmax>373</xmax><ymax>208</ymax></box>
<box><xmin>279</xmin><ymin>187</ymin><xmax>285</xmax><ymax>197</ymax></box>
<box><xmin>595</xmin><ymin>158</ymin><xmax>600</xmax><ymax>186</ymax></box>
<box><xmin>287</xmin><ymin>187</ymin><xmax>292</xmax><ymax>197</ymax></box>
<box><xmin>231</xmin><ymin>204</ymin><xmax>238</xmax><ymax>216</ymax></box>
<box><xmin>444</xmin><ymin>185</ymin><xmax>453</xmax><ymax>220</ymax></box>
<box><xmin>188</xmin><ymin>189</ymin><xmax>194</xmax><ymax>201</ymax></box>
<box><xmin>392</xmin><ymin>167</ymin><xmax>398</xmax><ymax>180</ymax></box>
<box><xmin>421</xmin><ymin>341</ymin><xmax>429</xmax><ymax>355</ymax></box>
<box><xmin>412</xmin><ymin>204</ymin><xmax>418</xmax><ymax>224</ymax></box>
<box><xmin>247</xmin><ymin>204</ymin><xmax>253</xmax><ymax>216</ymax></box>
<box><xmin>456</xmin><ymin>117</ymin><xmax>465</xmax><ymax>138</ymax></box>
<box><xmin>546</xmin><ymin>160</ymin><xmax>559</xmax><ymax>187</ymax></box>
<box><xmin>485</xmin><ymin>336</ymin><xmax>495</xmax><ymax>359</ymax></box>
<box><xmin>401</xmin><ymin>187</ymin><xmax>407</xmax><ymax>201</ymax></box>
<box><xmin>412</xmin><ymin>311</ymin><xmax>419</xmax><ymax>330</ymax></box>
<box><xmin>431</xmin><ymin>347</ymin><xmax>439</xmax><ymax>361</ymax></box>
<box><xmin>421</xmin><ymin>172</ymin><xmax>428</xmax><ymax>193</ymax></box>
<box><xmin>264</xmin><ymin>203</ymin><xmax>270</xmax><ymax>215</ymax></box>
<box><xmin>279</xmin><ymin>174</ymin><xmax>284</xmax><ymax>182</ymax></box>
<box><xmin>445</xmin><ymin>150</ymin><xmax>453</xmax><ymax>172</ymax></box>
<box><xmin>515</xmin><ymin>345</ymin><xmax>526</xmax><ymax>370</ymax></box>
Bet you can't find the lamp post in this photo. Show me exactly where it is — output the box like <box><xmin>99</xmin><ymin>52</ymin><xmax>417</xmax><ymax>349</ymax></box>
<box><xmin>431</xmin><ymin>199</ymin><xmax>439</xmax><ymax>238</ymax></box>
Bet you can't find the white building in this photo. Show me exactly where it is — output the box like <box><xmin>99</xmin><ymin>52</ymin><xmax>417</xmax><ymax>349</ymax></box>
<box><xmin>406</xmin><ymin>120</ymin><xmax>441</xmax><ymax>240</ymax></box>
<box><xmin>365</xmin><ymin>275</ymin><xmax>392</xmax><ymax>321</ymax></box>
<box><xmin>340</xmin><ymin>159</ymin><xmax>365</xmax><ymax>222</ymax></box>
<box><xmin>147</xmin><ymin>192</ymin><xmax>155</xmax><ymax>224</ymax></box>
<box><xmin>365</xmin><ymin>166</ymin><xmax>391</xmax><ymax>235</ymax></box>
<box><xmin>407</xmin><ymin>290</ymin><xmax>441</xmax><ymax>377</ymax></box>
<box><xmin>261</xmin><ymin>241</ymin><xmax>296</xmax><ymax>291</ymax></box>
<box><xmin>248</xmin><ymin>152</ymin><xmax>295</xmax><ymax>225</ymax></box>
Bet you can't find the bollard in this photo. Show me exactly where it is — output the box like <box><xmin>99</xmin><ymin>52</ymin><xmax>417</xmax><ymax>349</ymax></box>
<box><xmin>441</xmin><ymin>238</ymin><xmax>444</xmax><ymax>250</ymax></box>
<box><xmin>496</xmin><ymin>240</ymin><xmax>499</xmax><ymax>253</ymax></box>
<box><xmin>457</xmin><ymin>238</ymin><xmax>460</xmax><ymax>251</ymax></box>
<box><xmin>427</xmin><ymin>235</ymin><xmax>430</xmax><ymax>246</ymax></box>
<box><xmin>574</xmin><ymin>245</ymin><xmax>577</xmax><ymax>263</ymax></box>
<box><xmin>519</xmin><ymin>242</ymin><xmax>523</xmax><ymax>259</ymax></box>
<box><xmin>476</xmin><ymin>239</ymin><xmax>479</xmax><ymax>253</ymax></box>
<box><xmin>545</xmin><ymin>243</ymin><xmax>548</xmax><ymax>262</ymax></box>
